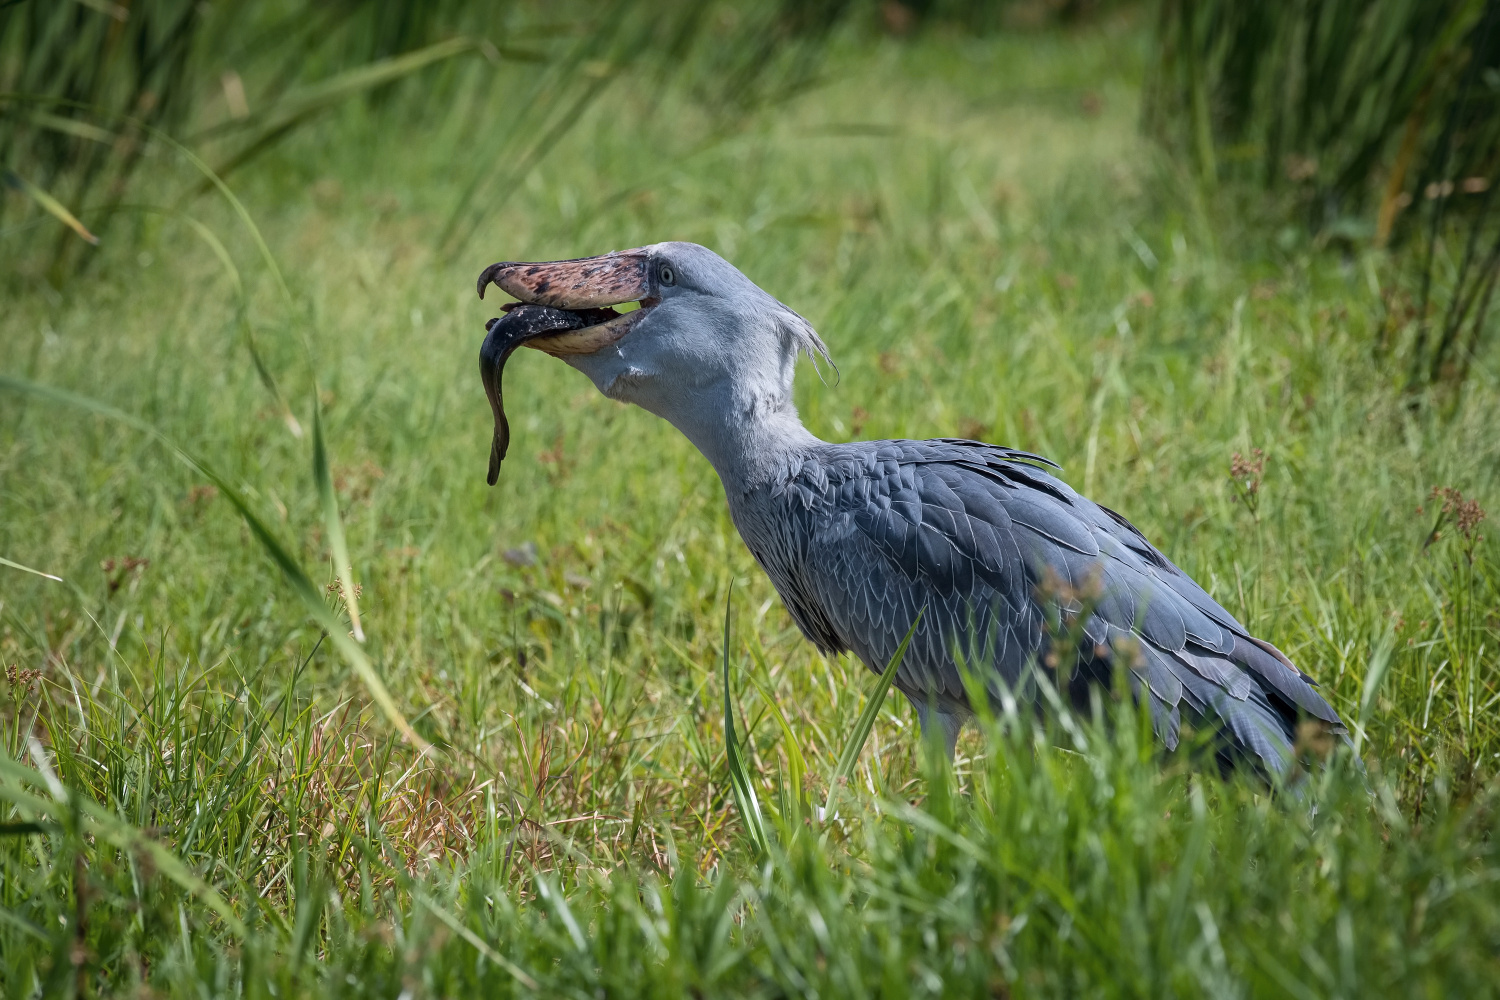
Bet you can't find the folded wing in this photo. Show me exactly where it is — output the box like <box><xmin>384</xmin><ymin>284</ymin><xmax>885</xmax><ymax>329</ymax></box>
<box><xmin>765</xmin><ymin>439</ymin><xmax>1344</xmax><ymax>772</ymax></box>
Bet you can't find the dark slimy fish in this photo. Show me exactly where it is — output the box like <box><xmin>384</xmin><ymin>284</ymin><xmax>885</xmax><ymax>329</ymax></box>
<box><xmin>479</xmin><ymin>304</ymin><xmax>613</xmax><ymax>484</ymax></box>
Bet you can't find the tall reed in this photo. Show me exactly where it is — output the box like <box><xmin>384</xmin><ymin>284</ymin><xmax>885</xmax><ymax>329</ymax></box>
<box><xmin>1147</xmin><ymin>0</ymin><xmax>1500</xmax><ymax>387</ymax></box>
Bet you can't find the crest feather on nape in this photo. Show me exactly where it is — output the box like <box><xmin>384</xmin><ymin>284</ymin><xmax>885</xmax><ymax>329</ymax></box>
<box><xmin>777</xmin><ymin>306</ymin><xmax>838</xmax><ymax>386</ymax></box>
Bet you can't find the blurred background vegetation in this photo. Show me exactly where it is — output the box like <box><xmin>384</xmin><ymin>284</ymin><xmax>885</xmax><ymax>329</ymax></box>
<box><xmin>1148</xmin><ymin>0</ymin><xmax>1500</xmax><ymax>388</ymax></box>
<box><xmin>5</xmin><ymin>0</ymin><xmax>1497</xmax><ymax>381</ymax></box>
<box><xmin>3</xmin><ymin>0</ymin><xmax>1500</xmax><ymax>996</ymax></box>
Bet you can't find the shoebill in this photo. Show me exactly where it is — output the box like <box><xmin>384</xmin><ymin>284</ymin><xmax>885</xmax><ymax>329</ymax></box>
<box><xmin>474</xmin><ymin>242</ymin><xmax>1346</xmax><ymax>772</ymax></box>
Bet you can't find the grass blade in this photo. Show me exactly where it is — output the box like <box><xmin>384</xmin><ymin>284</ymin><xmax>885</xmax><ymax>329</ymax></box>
<box><xmin>1354</xmin><ymin>632</ymin><xmax>1396</xmax><ymax>758</ymax></box>
<box><xmin>312</xmin><ymin>398</ymin><xmax>363</xmax><ymax>641</ymax></box>
<box><xmin>177</xmin><ymin>214</ymin><xmax>243</xmax><ymax>297</ymax></box>
<box><xmin>204</xmin><ymin>38</ymin><xmax>477</xmax><ymax>187</ymax></box>
<box><xmin>147</xmin><ymin>126</ymin><xmax>294</xmax><ymax>310</ymax></box>
<box><xmin>137</xmin><ymin>113</ymin><xmax>309</xmax><ymax>437</ymax></box>
<box><xmin>244</xmin><ymin>318</ymin><xmax>302</xmax><ymax>437</ymax></box>
<box><xmin>71</xmin><ymin>0</ymin><xmax>129</xmax><ymax>21</ymax></box>
<box><xmin>823</xmin><ymin>609</ymin><xmax>923</xmax><ymax>822</ymax></box>
<box><xmin>3</xmin><ymin>168</ymin><xmax>98</xmax><ymax>244</ymax></box>
<box><xmin>28</xmin><ymin>110</ymin><xmax>115</xmax><ymax>145</ymax></box>
<box><xmin>163</xmin><ymin>142</ymin><xmax>304</xmax><ymax>437</ymax></box>
<box><xmin>747</xmin><ymin>668</ymin><xmax>807</xmax><ymax>831</ymax></box>
<box><xmin>178</xmin><ymin>212</ymin><xmax>302</xmax><ymax>438</ymax></box>
<box><xmin>722</xmin><ymin>583</ymin><xmax>769</xmax><ymax>855</ymax></box>
<box><xmin>267</xmin><ymin>38</ymin><xmax>477</xmax><ymax>118</ymax></box>
<box><xmin>413</xmin><ymin>890</ymin><xmax>539</xmax><ymax>990</ymax></box>
<box><xmin>0</xmin><ymin>753</ymin><xmax>247</xmax><ymax>937</ymax></box>
<box><xmin>0</xmin><ymin>555</ymin><xmax>63</xmax><ymax>582</ymax></box>
<box><xmin>0</xmin><ymin>905</ymin><xmax>48</xmax><ymax>942</ymax></box>
<box><xmin>0</xmin><ymin>374</ymin><xmax>428</xmax><ymax>754</ymax></box>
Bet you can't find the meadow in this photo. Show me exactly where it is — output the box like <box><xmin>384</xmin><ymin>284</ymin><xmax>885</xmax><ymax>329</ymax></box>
<box><xmin>3</xmin><ymin>7</ymin><xmax>1500</xmax><ymax>996</ymax></box>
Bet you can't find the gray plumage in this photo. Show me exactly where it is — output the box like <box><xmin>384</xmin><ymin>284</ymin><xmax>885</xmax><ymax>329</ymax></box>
<box><xmin>478</xmin><ymin>241</ymin><xmax>1348</xmax><ymax>773</ymax></box>
<box><xmin>726</xmin><ymin>436</ymin><xmax>1344</xmax><ymax>770</ymax></box>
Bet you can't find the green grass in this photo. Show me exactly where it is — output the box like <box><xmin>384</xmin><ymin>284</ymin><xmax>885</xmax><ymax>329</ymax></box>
<box><xmin>3</xmin><ymin>16</ymin><xmax>1500</xmax><ymax>997</ymax></box>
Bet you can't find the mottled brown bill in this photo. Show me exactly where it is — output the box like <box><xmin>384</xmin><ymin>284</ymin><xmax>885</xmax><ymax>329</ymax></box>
<box><xmin>477</xmin><ymin>248</ymin><xmax>651</xmax><ymax>309</ymax></box>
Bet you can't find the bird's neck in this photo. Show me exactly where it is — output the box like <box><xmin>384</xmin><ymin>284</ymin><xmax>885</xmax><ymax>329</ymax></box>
<box><xmin>657</xmin><ymin>381</ymin><xmax>821</xmax><ymax>492</ymax></box>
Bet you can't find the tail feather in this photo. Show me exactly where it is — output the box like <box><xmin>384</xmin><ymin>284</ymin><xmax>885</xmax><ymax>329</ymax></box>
<box><xmin>1164</xmin><ymin>652</ymin><xmax>1295</xmax><ymax>772</ymax></box>
<box><xmin>1238</xmin><ymin>636</ymin><xmax>1346</xmax><ymax>730</ymax></box>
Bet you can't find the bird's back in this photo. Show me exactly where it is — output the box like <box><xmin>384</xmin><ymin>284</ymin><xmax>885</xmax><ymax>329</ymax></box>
<box><xmin>726</xmin><ymin>438</ymin><xmax>1345</xmax><ymax>772</ymax></box>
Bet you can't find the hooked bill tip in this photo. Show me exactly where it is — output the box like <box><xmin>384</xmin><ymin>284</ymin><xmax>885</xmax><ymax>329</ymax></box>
<box><xmin>477</xmin><ymin>262</ymin><xmax>509</xmax><ymax>300</ymax></box>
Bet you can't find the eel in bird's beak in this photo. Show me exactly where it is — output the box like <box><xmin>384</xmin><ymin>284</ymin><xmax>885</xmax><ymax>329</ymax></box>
<box><xmin>475</xmin><ymin>249</ymin><xmax>655</xmax><ymax>485</ymax></box>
